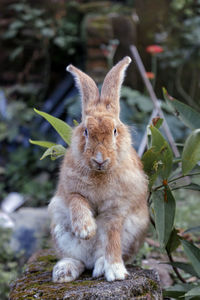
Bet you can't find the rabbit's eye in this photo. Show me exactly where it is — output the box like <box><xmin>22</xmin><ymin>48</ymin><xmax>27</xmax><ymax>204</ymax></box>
<box><xmin>84</xmin><ymin>128</ymin><xmax>88</xmax><ymax>137</ymax></box>
<box><xmin>114</xmin><ymin>128</ymin><xmax>117</xmax><ymax>136</ymax></box>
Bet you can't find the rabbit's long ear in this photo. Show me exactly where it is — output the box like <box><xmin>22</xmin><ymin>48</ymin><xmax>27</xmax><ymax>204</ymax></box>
<box><xmin>66</xmin><ymin>65</ymin><xmax>100</xmax><ymax>119</ymax></box>
<box><xmin>100</xmin><ymin>56</ymin><xmax>132</xmax><ymax>118</ymax></box>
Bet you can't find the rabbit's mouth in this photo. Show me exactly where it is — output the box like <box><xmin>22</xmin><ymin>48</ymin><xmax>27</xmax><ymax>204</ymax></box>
<box><xmin>90</xmin><ymin>157</ymin><xmax>110</xmax><ymax>172</ymax></box>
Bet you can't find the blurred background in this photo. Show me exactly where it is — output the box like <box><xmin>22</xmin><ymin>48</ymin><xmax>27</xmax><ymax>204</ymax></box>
<box><xmin>1</xmin><ymin>0</ymin><xmax>200</xmax><ymax>299</ymax></box>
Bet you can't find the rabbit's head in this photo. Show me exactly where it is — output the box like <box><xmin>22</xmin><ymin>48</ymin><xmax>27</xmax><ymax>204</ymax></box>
<box><xmin>67</xmin><ymin>57</ymin><xmax>132</xmax><ymax>172</ymax></box>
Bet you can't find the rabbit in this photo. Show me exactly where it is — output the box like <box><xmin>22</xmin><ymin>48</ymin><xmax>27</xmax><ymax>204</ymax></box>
<box><xmin>48</xmin><ymin>56</ymin><xmax>149</xmax><ymax>283</ymax></box>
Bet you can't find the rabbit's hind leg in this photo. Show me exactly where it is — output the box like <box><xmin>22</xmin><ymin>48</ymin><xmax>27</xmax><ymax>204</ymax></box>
<box><xmin>52</xmin><ymin>257</ymin><xmax>85</xmax><ymax>283</ymax></box>
<box><xmin>121</xmin><ymin>213</ymin><xmax>149</xmax><ymax>263</ymax></box>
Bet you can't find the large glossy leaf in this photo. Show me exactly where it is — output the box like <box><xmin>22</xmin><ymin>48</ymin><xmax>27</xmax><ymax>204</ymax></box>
<box><xmin>166</xmin><ymin>228</ymin><xmax>181</xmax><ymax>253</ymax></box>
<box><xmin>184</xmin><ymin>226</ymin><xmax>200</xmax><ymax>234</ymax></box>
<box><xmin>34</xmin><ymin>108</ymin><xmax>72</xmax><ymax>145</ymax></box>
<box><xmin>182</xmin><ymin>129</ymin><xmax>200</xmax><ymax>175</ymax></box>
<box><xmin>181</xmin><ymin>239</ymin><xmax>200</xmax><ymax>278</ymax></box>
<box><xmin>165</xmin><ymin>261</ymin><xmax>198</xmax><ymax>277</ymax></box>
<box><xmin>184</xmin><ymin>286</ymin><xmax>200</xmax><ymax>297</ymax></box>
<box><xmin>29</xmin><ymin>139</ymin><xmax>57</xmax><ymax>148</ymax></box>
<box><xmin>152</xmin><ymin>188</ymin><xmax>176</xmax><ymax>249</ymax></box>
<box><xmin>142</xmin><ymin>148</ymin><xmax>162</xmax><ymax>188</ymax></box>
<box><xmin>163</xmin><ymin>284</ymin><xmax>192</xmax><ymax>298</ymax></box>
<box><xmin>150</xmin><ymin>125</ymin><xmax>173</xmax><ymax>179</ymax></box>
<box><xmin>40</xmin><ymin>145</ymin><xmax>66</xmax><ymax>160</ymax></box>
<box><xmin>163</xmin><ymin>87</ymin><xmax>200</xmax><ymax>130</ymax></box>
<box><xmin>172</xmin><ymin>183</ymin><xmax>200</xmax><ymax>191</ymax></box>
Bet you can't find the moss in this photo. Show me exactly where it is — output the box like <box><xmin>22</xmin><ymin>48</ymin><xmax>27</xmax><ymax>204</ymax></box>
<box><xmin>10</xmin><ymin>249</ymin><xmax>162</xmax><ymax>300</ymax></box>
<box><xmin>148</xmin><ymin>278</ymin><xmax>158</xmax><ymax>290</ymax></box>
<box><xmin>37</xmin><ymin>254</ymin><xmax>57</xmax><ymax>263</ymax></box>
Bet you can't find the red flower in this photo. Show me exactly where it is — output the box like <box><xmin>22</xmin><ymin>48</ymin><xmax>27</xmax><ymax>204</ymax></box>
<box><xmin>145</xmin><ymin>72</ymin><xmax>155</xmax><ymax>79</ymax></box>
<box><xmin>146</xmin><ymin>45</ymin><xmax>164</xmax><ymax>54</ymax></box>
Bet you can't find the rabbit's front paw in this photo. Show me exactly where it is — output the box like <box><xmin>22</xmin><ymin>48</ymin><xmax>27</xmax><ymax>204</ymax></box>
<box><xmin>92</xmin><ymin>256</ymin><xmax>105</xmax><ymax>278</ymax></box>
<box><xmin>104</xmin><ymin>261</ymin><xmax>129</xmax><ymax>282</ymax></box>
<box><xmin>71</xmin><ymin>212</ymin><xmax>97</xmax><ymax>240</ymax></box>
<box><xmin>52</xmin><ymin>258</ymin><xmax>84</xmax><ymax>283</ymax></box>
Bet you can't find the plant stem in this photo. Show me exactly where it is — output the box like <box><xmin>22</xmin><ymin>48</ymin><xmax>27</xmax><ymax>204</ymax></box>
<box><xmin>166</xmin><ymin>249</ymin><xmax>186</xmax><ymax>283</ymax></box>
<box><xmin>150</xmin><ymin>216</ymin><xmax>186</xmax><ymax>283</ymax></box>
<box><xmin>168</xmin><ymin>172</ymin><xmax>200</xmax><ymax>184</ymax></box>
<box><xmin>153</xmin><ymin>172</ymin><xmax>200</xmax><ymax>191</ymax></box>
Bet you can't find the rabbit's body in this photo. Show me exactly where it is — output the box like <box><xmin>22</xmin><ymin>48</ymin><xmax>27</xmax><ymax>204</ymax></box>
<box><xmin>48</xmin><ymin>57</ymin><xmax>149</xmax><ymax>282</ymax></box>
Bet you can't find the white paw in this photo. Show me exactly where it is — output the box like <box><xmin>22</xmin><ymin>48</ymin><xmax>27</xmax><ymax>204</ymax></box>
<box><xmin>104</xmin><ymin>261</ymin><xmax>129</xmax><ymax>282</ymax></box>
<box><xmin>52</xmin><ymin>258</ymin><xmax>84</xmax><ymax>283</ymax></box>
<box><xmin>92</xmin><ymin>256</ymin><xmax>105</xmax><ymax>278</ymax></box>
<box><xmin>72</xmin><ymin>213</ymin><xmax>97</xmax><ymax>240</ymax></box>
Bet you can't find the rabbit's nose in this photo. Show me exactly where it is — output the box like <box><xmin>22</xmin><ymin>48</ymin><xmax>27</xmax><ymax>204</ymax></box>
<box><xmin>91</xmin><ymin>152</ymin><xmax>110</xmax><ymax>169</ymax></box>
<box><xmin>92</xmin><ymin>158</ymin><xmax>109</xmax><ymax>166</ymax></box>
<box><xmin>92</xmin><ymin>158</ymin><xmax>109</xmax><ymax>168</ymax></box>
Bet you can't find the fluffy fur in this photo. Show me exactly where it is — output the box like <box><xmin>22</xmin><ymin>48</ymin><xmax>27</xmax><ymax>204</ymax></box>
<box><xmin>48</xmin><ymin>56</ymin><xmax>149</xmax><ymax>282</ymax></box>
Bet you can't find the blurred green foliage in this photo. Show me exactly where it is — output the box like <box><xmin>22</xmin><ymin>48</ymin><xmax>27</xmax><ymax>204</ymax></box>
<box><xmin>0</xmin><ymin>0</ymin><xmax>83</xmax><ymax>206</ymax></box>
<box><xmin>158</xmin><ymin>0</ymin><xmax>200</xmax><ymax>109</ymax></box>
<box><xmin>0</xmin><ymin>228</ymin><xmax>19</xmax><ymax>300</ymax></box>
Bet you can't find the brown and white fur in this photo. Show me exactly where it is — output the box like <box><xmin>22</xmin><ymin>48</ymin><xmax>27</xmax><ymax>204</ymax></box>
<box><xmin>48</xmin><ymin>56</ymin><xmax>149</xmax><ymax>283</ymax></box>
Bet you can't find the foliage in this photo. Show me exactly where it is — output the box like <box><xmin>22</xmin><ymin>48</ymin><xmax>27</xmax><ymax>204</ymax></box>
<box><xmin>158</xmin><ymin>0</ymin><xmax>200</xmax><ymax>109</ymax></box>
<box><xmin>0</xmin><ymin>228</ymin><xmax>20</xmax><ymax>300</ymax></box>
<box><xmin>0</xmin><ymin>0</ymin><xmax>83</xmax><ymax>207</ymax></box>
<box><xmin>31</xmin><ymin>90</ymin><xmax>200</xmax><ymax>299</ymax></box>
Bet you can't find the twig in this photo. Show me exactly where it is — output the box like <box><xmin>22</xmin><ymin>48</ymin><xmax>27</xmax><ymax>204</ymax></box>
<box><xmin>151</xmin><ymin>215</ymin><xmax>186</xmax><ymax>283</ymax></box>
<box><xmin>166</xmin><ymin>249</ymin><xmax>186</xmax><ymax>283</ymax></box>
<box><xmin>130</xmin><ymin>45</ymin><xmax>180</xmax><ymax>158</ymax></box>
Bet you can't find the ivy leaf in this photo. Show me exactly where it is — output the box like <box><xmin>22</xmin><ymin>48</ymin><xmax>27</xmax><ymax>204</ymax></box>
<box><xmin>34</xmin><ymin>108</ymin><xmax>72</xmax><ymax>145</ymax></box>
<box><xmin>29</xmin><ymin>139</ymin><xmax>57</xmax><ymax>148</ymax></box>
<box><xmin>163</xmin><ymin>87</ymin><xmax>200</xmax><ymax>130</ymax></box>
<box><xmin>40</xmin><ymin>145</ymin><xmax>66</xmax><ymax>160</ymax></box>
<box><xmin>152</xmin><ymin>188</ymin><xmax>176</xmax><ymax>249</ymax></box>
<box><xmin>181</xmin><ymin>239</ymin><xmax>200</xmax><ymax>278</ymax></box>
<box><xmin>182</xmin><ymin>129</ymin><xmax>200</xmax><ymax>175</ymax></box>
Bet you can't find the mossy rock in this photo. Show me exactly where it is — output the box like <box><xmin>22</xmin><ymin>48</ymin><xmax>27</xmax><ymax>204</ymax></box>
<box><xmin>9</xmin><ymin>249</ymin><xmax>162</xmax><ymax>300</ymax></box>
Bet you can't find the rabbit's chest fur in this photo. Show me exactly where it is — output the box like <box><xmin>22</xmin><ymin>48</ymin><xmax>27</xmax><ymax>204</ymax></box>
<box><xmin>59</xmin><ymin>159</ymin><xmax>147</xmax><ymax>217</ymax></box>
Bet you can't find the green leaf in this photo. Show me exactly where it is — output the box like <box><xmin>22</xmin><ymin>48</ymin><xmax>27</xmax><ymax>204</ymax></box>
<box><xmin>184</xmin><ymin>286</ymin><xmax>200</xmax><ymax>297</ymax></box>
<box><xmin>166</xmin><ymin>228</ymin><xmax>181</xmax><ymax>253</ymax></box>
<box><xmin>181</xmin><ymin>239</ymin><xmax>200</xmax><ymax>277</ymax></box>
<box><xmin>150</xmin><ymin>125</ymin><xmax>173</xmax><ymax>179</ymax></box>
<box><xmin>152</xmin><ymin>117</ymin><xmax>163</xmax><ymax>129</ymax></box>
<box><xmin>163</xmin><ymin>87</ymin><xmax>200</xmax><ymax>130</ymax></box>
<box><xmin>41</xmin><ymin>28</ymin><xmax>55</xmax><ymax>38</ymax></box>
<box><xmin>166</xmin><ymin>261</ymin><xmax>198</xmax><ymax>277</ymax></box>
<box><xmin>9</xmin><ymin>46</ymin><xmax>23</xmax><ymax>61</ymax></box>
<box><xmin>182</xmin><ymin>129</ymin><xmax>200</xmax><ymax>175</ymax></box>
<box><xmin>152</xmin><ymin>188</ymin><xmax>176</xmax><ymax>249</ymax></box>
<box><xmin>73</xmin><ymin>119</ymin><xmax>79</xmax><ymax>127</ymax></box>
<box><xmin>172</xmin><ymin>183</ymin><xmax>200</xmax><ymax>191</ymax></box>
<box><xmin>163</xmin><ymin>284</ymin><xmax>192</xmax><ymax>298</ymax></box>
<box><xmin>142</xmin><ymin>148</ymin><xmax>161</xmax><ymax>188</ymax></box>
<box><xmin>34</xmin><ymin>108</ymin><xmax>72</xmax><ymax>145</ymax></box>
<box><xmin>29</xmin><ymin>139</ymin><xmax>57</xmax><ymax>148</ymax></box>
<box><xmin>40</xmin><ymin>145</ymin><xmax>66</xmax><ymax>160</ymax></box>
<box><xmin>184</xmin><ymin>226</ymin><xmax>200</xmax><ymax>234</ymax></box>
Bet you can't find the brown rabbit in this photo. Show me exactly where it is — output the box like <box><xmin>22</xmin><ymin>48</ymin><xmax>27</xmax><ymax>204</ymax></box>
<box><xmin>48</xmin><ymin>56</ymin><xmax>149</xmax><ymax>282</ymax></box>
